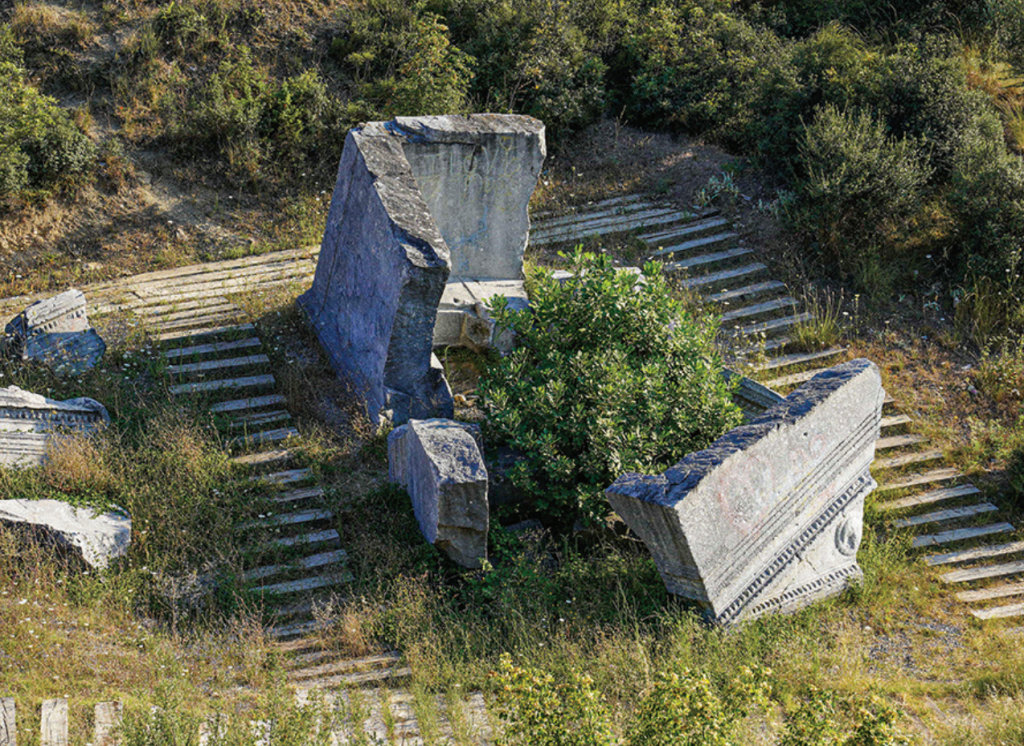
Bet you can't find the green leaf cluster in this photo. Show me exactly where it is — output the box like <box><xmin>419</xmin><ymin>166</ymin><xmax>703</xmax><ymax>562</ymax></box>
<box><xmin>479</xmin><ymin>249</ymin><xmax>742</xmax><ymax>528</ymax></box>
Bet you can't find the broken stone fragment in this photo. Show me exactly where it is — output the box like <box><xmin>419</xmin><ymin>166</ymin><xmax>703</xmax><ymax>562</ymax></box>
<box><xmin>3</xmin><ymin>289</ymin><xmax>106</xmax><ymax>375</ymax></box>
<box><xmin>606</xmin><ymin>358</ymin><xmax>885</xmax><ymax>627</ymax></box>
<box><xmin>388</xmin><ymin>418</ymin><xmax>489</xmax><ymax>568</ymax></box>
<box><xmin>0</xmin><ymin>385</ymin><xmax>109</xmax><ymax>468</ymax></box>
<box><xmin>0</xmin><ymin>499</ymin><xmax>130</xmax><ymax>570</ymax></box>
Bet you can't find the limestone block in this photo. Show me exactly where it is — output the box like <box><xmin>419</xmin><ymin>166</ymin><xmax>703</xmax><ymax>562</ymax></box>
<box><xmin>0</xmin><ymin>386</ymin><xmax>109</xmax><ymax>468</ymax></box>
<box><xmin>298</xmin><ymin>123</ymin><xmax>454</xmax><ymax>425</ymax></box>
<box><xmin>606</xmin><ymin>359</ymin><xmax>884</xmax><ymax>627</ymax></box>
<box><xmin>394</xmin><ymin>115</ymin><xmax>546</xmax><ymax>280</ymax></box>
<box><xmin>388</xmin><ymin>419</ymin><xmax>489</xmax><ymax>568</ymax></box>
<box><xmin>434</xmin><ymin>279</ymin><xmax>529</xmax><ymax>353</ymax></box>
<box><xmin>0</xmin><ymin>498</ymin><xmax>130</xmax><ymax>570</ymax></box>
<box><xmin>3</xmin><ymin>289</ymin><xmax>106</xmax><ymax>375</ymax></box>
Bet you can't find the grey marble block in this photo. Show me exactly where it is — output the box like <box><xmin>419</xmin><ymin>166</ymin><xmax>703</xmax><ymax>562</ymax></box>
<box><xmin>4</xmin><ymin>289</ymin><xmax>106</xmax><ymax>375</ymax></box>
<box><xmin>606</xmin><ymin>359</ymin><xmax>885</xmax><ymax>627</ymax></box>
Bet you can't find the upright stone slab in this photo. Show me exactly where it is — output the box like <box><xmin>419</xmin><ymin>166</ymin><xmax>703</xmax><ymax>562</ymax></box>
<box><xmin>395</xmin><ymin>115</ymin><xmax>545</xmax><ymax>281</ymax></box>
<box><xmin>298</xmin><ymin>122</ymin><xmax>455</xmax><ymax>425</ymax></box>
<box><xmin>0</xmin><ymin>386</ymin><xmax>109</xmax><ymax>468</ymax></box>
<box><xmin>4</xmin><ymin>289</ymin><xmax>106</xmax><ymax>375</ymax></box>
<box><xmin>388</xmin><ymin>418</ymin><xmax>489</xmax><ymax>568</ymax></box>
<box><xmin>606</xmin><ymin>359</ymin><xmax>884</xmax><ymax>627</ymax></box>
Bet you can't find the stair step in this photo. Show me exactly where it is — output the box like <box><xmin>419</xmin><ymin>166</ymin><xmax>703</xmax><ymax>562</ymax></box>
<box><xmin>144</xmin><ymin>302</ymin><xmax>240</xmax><ymax>323</ymax></box>
<box><xmin>150</xmin><ymin>311</ymin><xmax>246</xmax><ymax>332</ymax></box>
<box><xmin>229</xmin><ymin>427</ymin><xmax>300</xmax><ymax>448</ymax></box>
<box><xmin>532</xmin><ymin>202</ymin><xmax>669</xmax><ymax>231</ymax></box>
<box><xmin>531</xmin><ymin>209</ymin><xmax>694</xmax><ymax>245</ymax></box>
<box><xmin>167</xmin><ymin>354</ymin><xmax>270</xmax><ymax>376</ymax></box>
<box><xmin>942</xmin><ymin>558</ymin><xmax>1024</xmax><ymax>584</ymax></box>
<box><xmin>880</xmin><ymin>414</ymin><xmax>913</xmax><ymax>432</ymax></box>
<box><xmin>165</xmin><ymin>337</ymin><xmax>263</xmax><ymax>360</ymax></box>
<box><xmin>241</xmin><ymin>508</ymin><xmax>333</xmax><ymax>530</ymax></box>
<box><xmin>873</xmin><ymin>449</ymin><xmax>944</xmax><ymax>471</ymax></box>
<box><xmin>664</xmin><ymin>247</ymin><xmax>754</xmax><ymax>275</ymax></box>
<box><xmin>170</xmin><ymin>374</ymin><xmax>275</xmax><ymax>396</ymax></box>
<box><xmin>957</xmin><ymin>581</ymin><xmax>1024</xmax><ymax>603</ymax></box>
<box><xmin>641</xmin><ymin>216</ymin><xmax>732</xmax><ymax>243</ymax></box>
<box><xmin>972</xmin><ymin>602</ymin><xmax>1024</xmax><ymax>620</ymax></box>
<box><xmin>269</xmin><ymin>528</ymin><xmax>340</xmax><ymax>549</ymax></box>
<box><xmin>753</xmin><ymin>346</ymin><xmax>847</xmax><ymax>372</ymax></box>
<box><xmin>876</xmin><ymin>433</ymin><xmax>929</xmax><ymax>452</ymax></box>
<box><xmin>271</xmin><ymin>487</ymin><xmax>325</xmax><ymax>505</ymax></box>
<box><xmin>287</xmin><ymin>652</ymin><xmax>404</xmax><ymax>680</ymax></box>
<box><xmin>763</xmin><ymin>367</ymin><xmax>825</xmax><ymax>389</ymax></box>
<box><xmin>210</xmin><ymin>394</ymin><xmax>288</xmax><ymax>414</ymax></box>
<box><xmin>268</xmin><ymin>619</ymin><xmax>334</xmax><ymax>642</ymax></box>
<box><xmin>241</xmin><ymin>549</ymin><xmax>348</xmax><ymax>582</ymax></box>
<box><xmin>720</xmin><ymin>296</ymin><xmax>798</xmax><ymax>323</ymax></box>
<box><xmin>677</xmin><ymin>263</ymin><xmax>768</xmax><ymax>293</ymax></box>
<box><xmin>877</xmin><ymin>467</ymin><xmax>962</xmax><ymax>493</ymax></box>
<box><xmin>896</xmin><ymin>503</ymin><xmax>1000</xmax><ymax>528</ymax></box>
<box><xmin>157</xmin><ymin>322</ymin><xmax>256</xmax><ymax>343</ymax></box>
<box><xmin>289</xmin><ymin>666</ymin><xmax>412</xmax><ymax>690</ymax></box>
<box><xmin>912</xmin><ymin>522</ymin><xmax>1014</xmax><ymax>548</ymax></box>
<box><xmin>706</xmin><ymin>280</ymin><xmax>788</xmax><ymax>306</ymax></box>
<box><xmin>232</xmin><ymin>448</ymin><xmax>294</xmax><ymax>467</ymax></box>
<box><xmin>251</xmin><ymin>571</ymin><xmax>354</xmax><ymax>596</ymax></box>
<box><xmin>734</xmin><ymin>335</ymin><xmax>793</xmax><ymax>359</ymax></box>
<box><xmin>229</xmin><ymin>410</ymin><xmax>292</xmax><ymax>429</ymax></box>
<box><xmin>877</xmin><ymin>484</ymin><xmax>983</xmax><ymax>511</ymax></box>
<box><xmin>728</xmin><ymin>312</ymin><xmax>812</xmax><ymax>340</ymax></box>
<box><xmin>136</xmin><ymin>296</ymin><xmax>231</xmax><ymax>315</ymax></box>
<box><xmin>253</xmin><ymin>468</ymin><xmax>312</xmax><ymax>486</ymax></box>
<box><xmin>530</xmin><ymin>194</ymin><xmax>647</xmax><ymax>223</ymax></box>
<box><xmin>649</xmin><ymin>232</ymin><xmax>739</xmax><ymax>260</ymax></box>
<box><xmin>270</xmin><ymin>599</ymin><xmax>316</xmax><ymax>621</ymax></box>
<box><xmin>928</xmin><ymin>540</ymin><xmax>1024</xmax><ymax>567</ymax></box>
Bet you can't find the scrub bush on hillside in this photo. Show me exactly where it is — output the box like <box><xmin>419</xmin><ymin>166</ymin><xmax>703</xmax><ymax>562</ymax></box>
<box><xmin>480</xmin><ymin>250</ymin><xmax>741</xmax><ymax>528</ymax></box>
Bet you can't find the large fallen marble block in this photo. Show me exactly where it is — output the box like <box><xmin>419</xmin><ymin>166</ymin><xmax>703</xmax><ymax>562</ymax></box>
<box><xmin>3</xmin><ymin>289</ymin><xmax>106</xmax><ymax>375</ymax></box>
<box><xmin>606</xmin><ymin>359</ymin><xmax>884</xmax><ymax>627</ymax></box>
<box><xmin>0</xmin><ymin>385</ymin><xmax>110</xmax><ymax>468</ymax></box>
<box><xmin>0</xmin><ymin>499</ymin><xmax>130</xmax><ymax>570</ymax></box>
<box><xmin>388</xmin><ymin>418</ymin><xmax>489</xmax><ymax>568</ymax></box>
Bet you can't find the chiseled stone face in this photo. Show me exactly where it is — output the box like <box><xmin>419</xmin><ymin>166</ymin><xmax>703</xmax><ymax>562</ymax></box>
<box><xmin>606</xmin><ymin>358</ymin><xmax>885</xmax><ymax>627</ymax></box>
<box><xmin>0</xmin><ymin>385</ymin><xmax>110</xmax><ymax>468</ymax></box>
<box><xmin>299</xmin><ymin>114</ymin><xmax>545</xmax><ymax>424</ymax></box>
<box><xmin>3</xmin><ymin>289</ymin><xmax>106</xmax><ymax>375</ymax></box>
<box><xmin>388</xmin><ymin>418</ymin><xmax>489</xmax><ymax>568</ymax></box>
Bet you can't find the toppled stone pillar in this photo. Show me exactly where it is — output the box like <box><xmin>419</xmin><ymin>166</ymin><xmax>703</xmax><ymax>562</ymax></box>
<box><xmin>3</xmin><ymin>289</ymin><xmax>106</xmax><ymax>375</ymax></box>
<box><xmin>300</xmin><ymin>115</ymin><xmax>545</xmax><ymax>422</ymax></box>
<box><xmin>606</xmin><ymin>359</ymin><xmax>884</xmax><ymax>627</ymax></box>
<box><xmin>388</xmin><ymin>419</ymin><xmax>489</xmax><ymax>568</ymax></box>
<box><xmin>0</xmin><ymin>385</ymin><xmax>110</xmax><ymax>468</ymax></box>
<box><xmin>0</xmin><ymin>499</ymin><xmax>130</xmax><ymax>569</ymax></box>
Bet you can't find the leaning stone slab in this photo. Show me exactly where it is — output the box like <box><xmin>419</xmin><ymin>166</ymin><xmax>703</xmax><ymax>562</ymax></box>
<box><xmin>3</xmin><ymin>289</ymin><xmax>106</xmax><ymax>375</ymax></box>
<box><xmin>0</xmin><ymin>385</ymin><xmax>110</xmax><ymax>468</ymax></box>
<box><xmin>606</xmin><ymin>359</ymin><xmax>884</xmax><ymax>627</ymax></box>
<box><xmin>300</xmin><ymin>114</ymin><xmax>545</xmax><ymax>421</ymax></box>
<box><xmin>0</xmin><ymin>498</ymin><xmax>130</xmax><ymax>570</ymax></box>
<box><xmin>388</xmin><ymin>419</ymin><xmax>489</xmax><ymax>568</ymax></box>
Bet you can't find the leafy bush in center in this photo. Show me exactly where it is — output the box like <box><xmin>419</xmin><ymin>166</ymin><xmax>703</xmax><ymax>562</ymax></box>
<box><xmin>479</xmin><ymin>250</ymin><xmax>742</xmax><ymax>528</ymax></box>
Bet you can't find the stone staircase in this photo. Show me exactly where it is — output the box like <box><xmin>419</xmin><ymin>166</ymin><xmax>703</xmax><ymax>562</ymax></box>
<box><xmin>530</xmin><ymin>195</ymin><xmax>1023</xmax><ymax>624</ymax></box>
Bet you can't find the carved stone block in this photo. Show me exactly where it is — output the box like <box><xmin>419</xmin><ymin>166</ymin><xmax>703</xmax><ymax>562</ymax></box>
<box><xmin>0</xmin><ymin>385</ymin><xmax>109</xmax><ymax>468</ymax></box>
<box><xmin>4</xmin><ymin>289</ymin><xmax>106</xmax><ymax>375</ymax></box>
<box><xmin>606</xmin><ymin>359</ymin><xmax>884</xmax><ymax>626</ymax></box>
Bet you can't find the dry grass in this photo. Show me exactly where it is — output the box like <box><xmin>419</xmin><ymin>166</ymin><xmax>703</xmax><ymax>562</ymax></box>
<box><xmin>10</xmin><ymin>2</ymin><xmax>96</xmax><ymax>48</ymax></box>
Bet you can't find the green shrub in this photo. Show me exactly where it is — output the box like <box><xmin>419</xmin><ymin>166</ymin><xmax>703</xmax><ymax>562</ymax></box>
<box><xmin>479</xmin><ymin>249</ymin><xmax>742</xmax><ymax>527</ymax></box>
<box><xmin>624</xmin><ymin>668</ymin><xmax>771</xmax><ymax>746</ymax></box>
<box><xmin>492</xmin><ymin>653</ymin><xmax>615</xmax><ymax>746</ymax></box>
<box><xmin>795</xmin><ymin>104</ymin><xmax>931</xmax><ymax>270</ymax></box>
<box><xmin>0</xmin><ymin>60</ymin><xmax>95</xmax><ymax>199</ymax></box>
<box><xmin>780</xmin><ymin>689</ymin><xmax>910</xmax><ymax>746</ymax></box>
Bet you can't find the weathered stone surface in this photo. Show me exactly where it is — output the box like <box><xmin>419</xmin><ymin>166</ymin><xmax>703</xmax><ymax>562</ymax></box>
<box><xmin>0</xmin><ymin>385</ymin><xmax>109</xmax><ymax>468</ymax></box>
<box><xmin>298</xmin><ymin>122</ymin><xmax>454</xmax><ymax>425</ymax></box>
<box><xmin>606</xmin><ymin>359</ymin><xmax>884</xmax><ymax>627</ymax></box>
<box><xmin>394</xmin><ymin>115</ymin><xmax>545</xmax><ymax>281</ymax></box>
<box><xmin>0</xmin><ymin>498</ymin><xmax>130</xmax><ymax>570</ymax></box>
<box><xmin>300</xmin><ymin>114</ymin><xmax>545</xmax><ymax>419</ymax></box>
<box><xmin>434</xmin><ymin>279</ymin><xmax>529</xmax><ymax>353</ymax></box>
<box><xmin>3</xmin><ymin>289</ymin><xmax>106</xmax><ymax>375</ymax></box>
<box><xmin>388</xmin><ymin>418</ymin><xmax>489</xmax><ymax>568</ymax></box>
